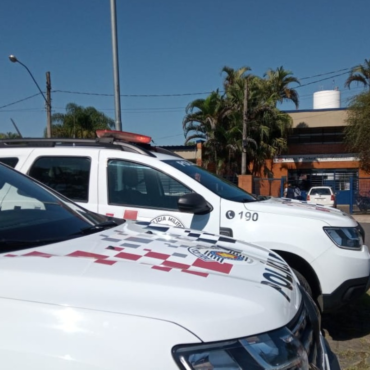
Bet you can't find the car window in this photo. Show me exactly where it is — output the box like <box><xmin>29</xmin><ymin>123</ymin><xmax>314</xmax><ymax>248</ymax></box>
<box><xmin>310</xmin><ymin>188</ymin><xmax>331</xmax><ymax>195</ymax></box>
<box><xmin>0</xmin><ymin>157</ymin><xmax>19</xmax><ymax>168</ymax></box>
<box><xmin>107</xmin><ymin>159</ymin><xmax>192</xmax><ymax>209</ymax></box>
<box><xmin>0</xmin><ymin>164</ymin><xmax>112</xmax><ymax>252</ymax></box>
<box><xmin>164</xmin><ymin>160</ymin><xmax>257</xmax><ymax>202</ymax></box>
<box><xmin>28</xmin><ymin>156</ymin><xmax>91</xmax><ymax>202</ymax></box>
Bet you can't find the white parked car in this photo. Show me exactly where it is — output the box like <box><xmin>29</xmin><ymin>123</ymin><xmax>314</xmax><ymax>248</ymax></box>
<box><xmin>0</xmin><ymin>131</ymin><xmax>369</xmax><ymax>313</ymax></box>
<box><xmin>307</xmin><ymin>186</ymin><xmax>336</xmax><ymax>208</ymax></box>
<box><xmin>0</xmin><ymin>162</ymin><xmax>340</xmax><ymax>369</ymax></box>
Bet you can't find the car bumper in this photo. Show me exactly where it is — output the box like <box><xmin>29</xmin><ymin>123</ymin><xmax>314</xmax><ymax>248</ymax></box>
<box><xmin>299</xmin><ymin>287</ymin><xmax>341</xmax><ymax>369</ymax></box>
<box><xmin>322</xmin><ymin>274</ymin><xmax>370</xmax><ymax>312</ymax></box>
<box><xmin>323</xmin><ymin>337</ymin><xmax>341</xmax><ymax>370</ymax></box>
<box><xmin>311</xmin><ymin>240</ymin><xmax>370</xmax><ymax>312</ymax></box>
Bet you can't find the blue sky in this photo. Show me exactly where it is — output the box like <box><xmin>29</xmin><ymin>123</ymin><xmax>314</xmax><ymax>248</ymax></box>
<box><xmin>1</xmin><ymin>0</ymin><xmax>369</xmax><ymax>145</ymax></box>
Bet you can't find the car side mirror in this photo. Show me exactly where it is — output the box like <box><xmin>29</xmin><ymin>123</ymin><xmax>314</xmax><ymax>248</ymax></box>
<box><xmin>178</xmin><ymin>193</ymin><xmax>212</xmax><ymax>215</ymax></box>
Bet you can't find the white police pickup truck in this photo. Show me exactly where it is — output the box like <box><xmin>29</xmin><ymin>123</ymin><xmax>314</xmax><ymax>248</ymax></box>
<box><xmin>0</xmin><ymin>162</ymin><xmax>340</xmax><ymax>369</ymax></box>
<box><xmin>1</xmin><ymin>130</ymin><xmax>369</xmax><ymax>313</ymax></box>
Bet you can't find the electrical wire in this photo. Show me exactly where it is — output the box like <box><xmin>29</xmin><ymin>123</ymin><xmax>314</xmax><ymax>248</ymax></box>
<box><xmin>53</xmin><ymin>89</ymin><xmax>212</xmax><ymax>98</ymax></box>
<box><xmin>0</xmin><ymin>93</ymin><xmax>42</xmax><ymax>110</ymax></box>
<box><xmin>0</xmin><ymin>64</ymin><xmax>365</xmax><ymax>112</ymax></box>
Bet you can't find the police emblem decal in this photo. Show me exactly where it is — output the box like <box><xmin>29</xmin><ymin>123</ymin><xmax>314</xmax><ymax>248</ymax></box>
<box><xmin>189</xmin><ymin>247</ymin><xmax>249</xmax><ymax>263</ymax></box>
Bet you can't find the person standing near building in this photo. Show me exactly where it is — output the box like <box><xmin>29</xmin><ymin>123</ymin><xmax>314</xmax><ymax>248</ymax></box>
<box><xmin>294</xmin><ymin>186</ymin><xmax>302</xmax><ymax>200</ymax></box>
<box><xmin>284</xmin><ymin>183</ymin><xmax>295</xmax><ymax>198</ymax></box>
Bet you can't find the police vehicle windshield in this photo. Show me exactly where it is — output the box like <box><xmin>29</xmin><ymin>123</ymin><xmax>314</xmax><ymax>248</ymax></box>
<box><xmin>164</xmin><ymin>160</ymin><xmax>257</xmax><ymax>202</ymax></box>
<box><xmin>0</xmin><ymin>163</ymin><xmax>120</xmax><ymax>252</ymax></box>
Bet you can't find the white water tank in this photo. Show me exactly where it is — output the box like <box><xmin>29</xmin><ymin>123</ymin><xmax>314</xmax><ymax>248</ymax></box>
<box><xmin>313</xmin><ymin>90</ymin><xmax>341</xmax><ymax>109</ymax></box>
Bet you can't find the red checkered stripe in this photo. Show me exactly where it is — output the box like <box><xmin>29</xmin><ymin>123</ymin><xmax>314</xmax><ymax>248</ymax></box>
<box><xmin>5</xmin><ymin>246</ymin><xmax>234</xmax><ymax>278</ymax></box>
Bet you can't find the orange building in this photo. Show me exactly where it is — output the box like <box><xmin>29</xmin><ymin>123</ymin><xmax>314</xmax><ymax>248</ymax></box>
<box><xmin>250</xmin><ymin>106</ymin><xmax>370</xmax><ymax>204</ymax></box>
<box><xmin>166</xmin><ymin>91</ymin><xmax>370</xmax><ymax>205</ymax></box>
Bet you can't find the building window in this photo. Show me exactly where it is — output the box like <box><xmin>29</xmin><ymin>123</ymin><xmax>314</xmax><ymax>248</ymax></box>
<box><xmin>288</xmin><ymin>127</ymin><xmax>344</xmax><ymax>145</ymax></box>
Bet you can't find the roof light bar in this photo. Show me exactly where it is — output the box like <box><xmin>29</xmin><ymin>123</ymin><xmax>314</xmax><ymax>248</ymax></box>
<box><xmin>96</xmin><ymin>130</ymin><xmax>152</xmax><ymax>144</ymax></box>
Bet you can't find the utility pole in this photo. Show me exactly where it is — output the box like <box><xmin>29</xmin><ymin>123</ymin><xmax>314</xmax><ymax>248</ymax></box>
<box><xmin>241</xmin><ymin>79</ymin><xmax>248</xmax><ymax>175</ymax></box>
<box><xmin>46</xmin><ymin>72</ymin><xmax>52</xmax><ymax>138</ymax></box>
<box><xmin>110</xmin><ymin>0</ymin><xmax>122</xmax><ymax>130</ymax></box>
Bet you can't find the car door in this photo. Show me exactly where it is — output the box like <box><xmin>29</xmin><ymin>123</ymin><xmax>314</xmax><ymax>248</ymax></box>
<box><xmin>97</xmin><ymin>153</ymin><xmax>221</xmax><ymax>233</ymax></box>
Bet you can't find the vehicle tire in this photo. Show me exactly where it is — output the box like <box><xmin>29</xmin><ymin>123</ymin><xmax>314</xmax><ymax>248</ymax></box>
<box><xmin>292</xmin><ymin>269</ymin><xmax>313</xmax><ymax>297</ymax></box>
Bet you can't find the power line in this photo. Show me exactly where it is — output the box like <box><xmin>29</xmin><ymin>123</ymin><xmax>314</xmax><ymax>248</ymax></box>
<box><xmin>0</xmin><ymin>65</ymin><xmax>361</xmax><ymax>111</ymax></box>
<box><xmin>54</xmin><ymin>89</ymin><xmax>212</xmax><ymax>98</ymax></box>
<box><xmin>53</xmin><ymin>67</ymin><xmax>355</xmax><ymax>97</ymax></box>
<box><xmin>299</xmin><ymin>67</ymin><xmax>351</xmax><ymax>81</ymax></box>
<box><xmin>0</xmin><ymin>93</ymin><xmax>42</xmax><ymax>110</ymax></box>
<box><xmin>0</xmin><ymin>108</ymin><xmax>45</xmax><ymax>113</ymax></box>
<box><xmin>296</xmin><ymin>71</ymin><xmax>351</xmax><ymax>89</ymax></box>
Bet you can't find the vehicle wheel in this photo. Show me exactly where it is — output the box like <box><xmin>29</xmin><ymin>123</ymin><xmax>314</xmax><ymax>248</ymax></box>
<box><xmin>292</xmin><ymin>269</ymin><xmax>313</xmax><ymax>297</ymax></box>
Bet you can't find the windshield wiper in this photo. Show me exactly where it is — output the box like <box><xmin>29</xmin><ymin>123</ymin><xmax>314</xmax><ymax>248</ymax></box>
<box><xmin>79</xmin><ymin>221</ymin><xmax>119</xmax><ymax>235</ymax></box>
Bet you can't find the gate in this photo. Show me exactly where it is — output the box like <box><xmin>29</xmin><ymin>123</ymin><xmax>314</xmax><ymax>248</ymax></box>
<box><xmin>287</xmin><ymin>169</ymin><xmax>359</xmax><ymax>206</ymax></box>
<box><xmin>252</xmin><ymin>174</ymin><xmax>370</xmax><ymax>214</ymax></box>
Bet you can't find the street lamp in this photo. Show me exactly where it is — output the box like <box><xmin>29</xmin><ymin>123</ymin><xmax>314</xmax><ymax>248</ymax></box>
<box><xmin>9</xmin><ymin>54</ymin><xmax>52</xmax><ymax>138</ymax></box>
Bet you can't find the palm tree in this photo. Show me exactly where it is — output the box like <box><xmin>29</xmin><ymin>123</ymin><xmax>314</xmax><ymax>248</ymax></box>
<box><xmin>222</xmin><ymin>68</ymin><xmax>292</xmax><ymax>175</ymax></box>
<box><xmin>222</xmin><ymin>66</ymin><xmax>251</xmax><ymax>91</ymax></box>
<box><xmin>263</xmin><ymin>66</ymin><xmax>300</xmax><ymax>108</ymax></box>
<box><xmin>182</xmin><ymin>91</ymin><xmax>233</xmax><ymax>171</ymax></box>
<box><xmin>183</xmin><ymin>66</ymin><xmax>293</xmax><ymax>176</ymax></box>
<box><xmin>345</xmin><ymin>58</ymin><xmax>370</xmax><ymax>90</ymax></box>
<box><xmin>50</xmin><ymin>103</ymin><xmax>114</xmax><ymax>138</ymax></box>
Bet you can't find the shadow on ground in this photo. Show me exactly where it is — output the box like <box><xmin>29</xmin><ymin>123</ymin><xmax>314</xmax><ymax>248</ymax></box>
<box><xmin>323</xmin><ymin>293</ymin><xmax>370</xmax><ymax>340</ymax></box>
<box><xmin>322</xmin><ymin>290</ymin><xmax>370</xmax><ymax>369</ymax></box>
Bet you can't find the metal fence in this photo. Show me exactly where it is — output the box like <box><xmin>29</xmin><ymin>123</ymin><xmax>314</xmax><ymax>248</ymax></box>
<box><xmin>252</xmin><ymin>175</ymin><xmax>370</xmax><ymax>214</ymax></box>
<box><xmin>351</xmin><ymin>177</ymin><xmax>370</xmax><ymax>214</ymax></box>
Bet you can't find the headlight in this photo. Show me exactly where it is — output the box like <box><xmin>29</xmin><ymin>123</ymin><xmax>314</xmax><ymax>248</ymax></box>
<box><xmin>173</xmin><ymin>327</ymin><xmax>309</xmax><ymax>370</ymax></box>
<box><xmin>324</xmin><ymin>226</ymin><xmax>363</xmax><ymax>250</ymax></box>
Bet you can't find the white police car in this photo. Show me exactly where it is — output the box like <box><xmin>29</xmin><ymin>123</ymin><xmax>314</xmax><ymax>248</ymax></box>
<box><xmin>0</xmin><ymin>162</ymin><xmax>341</xmax><ymax>369</ymax></box>
<box><xmin>0</xmin><ymin>130</ymin><xmax>369</xmax><ymax>312</ymax></box>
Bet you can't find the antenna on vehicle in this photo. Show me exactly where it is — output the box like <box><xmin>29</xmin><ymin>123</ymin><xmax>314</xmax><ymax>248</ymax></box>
<box><xmin>10</xmin><ymin>118</ymin><xmax>23</xmax><ymax>138</ymax></box>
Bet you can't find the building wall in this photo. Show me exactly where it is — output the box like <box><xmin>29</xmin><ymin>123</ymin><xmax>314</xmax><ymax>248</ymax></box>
<box><xmin>288</xmin><ymin>143</ymin><xmax>346</xmax><ymax>155</ymax></box>
<box><xmin>287</xmin><ymin>108</ymin><xmax>348</xmax><ymax>128</ymax></box>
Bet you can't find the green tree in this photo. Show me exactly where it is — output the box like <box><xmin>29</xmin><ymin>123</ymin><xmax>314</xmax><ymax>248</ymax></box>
<box><xmin>50</xmin><ymin>103</ymin><xmax>114</xmax><ymax>138</ymax></box>
<box><xmin>344</xmin><ymin>90</ymin><xmax>370</xmax><ymax>172</ymax></box>
<box><xmin>182</xmin><ymin>91</ymin><xmax>233</xmax><ymax>172</ymax></box>
<box><xmin>0</xmin><ymin>132</ymin><xmax>21</xmax><ymax>139</ymax></box>
<box><xmin>221</xmin><ymin>67</ymin><xmax>293</xmax><ymax>175</ymax></box>
<box><xmin>183</xmin><ymin>66</ymin><xmax>295</xmax><ymax>176</ymax></box>
<box><xmin>345</xmin><ymin>58</ymin><xmax>370</xmax><ymax>90</ymax></box>
<box><xmin>263</xmin><ymin>66</ymin><xmax>300</xmax><ymax>108</ymax></box>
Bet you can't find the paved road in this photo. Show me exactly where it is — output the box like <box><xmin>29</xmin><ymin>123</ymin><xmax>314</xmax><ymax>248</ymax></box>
<box><xmin>352</xmin><ymin>214</ymin><xmax>370</xmax><ymax>242</ymax></box>
<box><xmin>323</xmin><ymin>214</ymin><xmax>370</xmax><ymax>369</ymax></box>
<box><xmin>361</xmin><ymin>222</ymin><xmax>370</xmax><ymax>242</ymax></box>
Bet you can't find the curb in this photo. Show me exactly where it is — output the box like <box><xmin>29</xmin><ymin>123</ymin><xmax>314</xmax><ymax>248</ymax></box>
<box><xmin>351</xmin><ymin>214</ymin><xmax>370</xmax><ymax>223</ymax></box>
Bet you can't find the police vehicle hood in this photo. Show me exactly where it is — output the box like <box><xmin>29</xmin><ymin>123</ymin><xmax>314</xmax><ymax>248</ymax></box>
<box><xmin>0</xmin><ymin>221</ymin><xmax>300</xmax><ymax>342</ymax></box>
<box><xmin>247</xmin><ymin>196</ymin><xmax>358</xmax><ymax>227</ymax></box>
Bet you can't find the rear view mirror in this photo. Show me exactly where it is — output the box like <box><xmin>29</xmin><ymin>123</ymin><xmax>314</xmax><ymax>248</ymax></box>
<box><xmin>178</xmin><ymin>193</ymin><xmax>212</xmax><ymax>215</ymax></box>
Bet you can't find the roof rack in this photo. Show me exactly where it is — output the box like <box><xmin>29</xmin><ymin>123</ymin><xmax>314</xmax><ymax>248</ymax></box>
<box><xmin>0</xmin><ymin>137</ymin><xmax>157</xmax><ymax>157</ymax></box>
